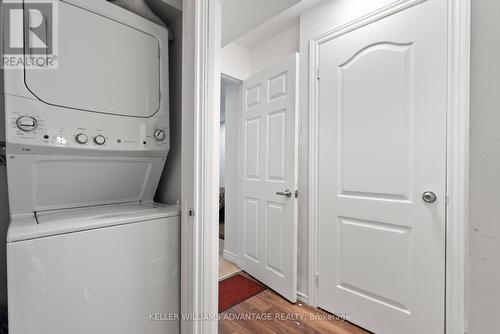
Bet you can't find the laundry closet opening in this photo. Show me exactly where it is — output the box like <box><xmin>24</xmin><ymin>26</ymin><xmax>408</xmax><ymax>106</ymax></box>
<box><xmin>1</xmin><ymin>0</ymin><xmax>184</xmax><ymax>333</ymax></box>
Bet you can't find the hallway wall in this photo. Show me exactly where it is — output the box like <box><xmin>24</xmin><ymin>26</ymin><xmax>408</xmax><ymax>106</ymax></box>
<box><xmin>221</xmin><ymin>25</ymin><xmax>299</xmax><ymax>80</ymax></box>
<box><xmin>468</xmin><ymin>0</ymin><xmax>500</xmax><ymax>333</ymax></box>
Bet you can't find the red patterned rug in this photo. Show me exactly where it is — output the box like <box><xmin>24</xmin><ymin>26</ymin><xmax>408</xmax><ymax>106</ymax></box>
<box><xmin>218</xmin><ymin>274</ymin><xmax>266</xmax><ymax>313</ymax></box>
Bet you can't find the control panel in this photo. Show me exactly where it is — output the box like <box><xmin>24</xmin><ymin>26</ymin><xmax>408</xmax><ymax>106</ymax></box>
<box><xmin>8</xmin><ymin>109</ymin><xmax>169</xmax><ymax>153</ymax></box>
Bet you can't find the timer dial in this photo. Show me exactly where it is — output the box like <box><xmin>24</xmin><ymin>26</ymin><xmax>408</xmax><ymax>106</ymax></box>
<box><xmin>16</xmin><ymin>116</ymin><xmax>38</xmax><ymax>132</ymax></box>
<box><xmin>153</xmin><ymin>129</ymin><xmax>166</xmax><ymax>141</ymax></box>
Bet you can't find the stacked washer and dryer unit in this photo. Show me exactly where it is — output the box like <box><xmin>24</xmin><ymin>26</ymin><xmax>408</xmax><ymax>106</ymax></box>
<box><xmin>4</xmin><ymin>1</ymin><xmax>179</xmax><ymax>333</ymax></box>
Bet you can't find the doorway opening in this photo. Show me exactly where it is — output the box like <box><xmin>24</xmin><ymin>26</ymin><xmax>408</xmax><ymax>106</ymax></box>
<box><xmin>218</xmin><ymin>75</ymin><xmax>242</xmax><ymax>281</ymax></box>
<box><xmin>214</xmin><ymin>1</ymin><xmax>369</xmax><ymax>333</ymax></box>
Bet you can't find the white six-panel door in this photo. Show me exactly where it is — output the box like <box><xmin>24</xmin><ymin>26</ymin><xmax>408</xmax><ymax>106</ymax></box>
<box><xmin>239</xmin><ymin>53</ymin><xmax>299</xmax><ymax>302</ymax></box>
<box><xmin>317</xmin><ymin>1</ymin><xmax>447</xmax><ymax>333</ymax></box>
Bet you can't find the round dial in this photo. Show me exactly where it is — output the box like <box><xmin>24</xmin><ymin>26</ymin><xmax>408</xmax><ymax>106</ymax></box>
<box><xmin>75</xmin><ymin>133</ymin><xmax>88</xmax><ymax>144</ymax></box>
<box><xmin>153</xmin><ymin>129</ymin><xmax>166</xmax><ymax>141</ymax></box>
<box><xmin>16</xmin><ymin>116</ymin><xmax>38</xmax><ymax>132</ymax></box>
<box><xmin>93</xmin><ymin>135</ymin><xmax>106</xmax><ymax>145</ymax></box>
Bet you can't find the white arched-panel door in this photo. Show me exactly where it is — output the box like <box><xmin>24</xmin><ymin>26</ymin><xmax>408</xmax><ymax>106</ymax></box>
<box><xmin>316</xmin><ymin>1</ymin><xmax>447</xmax><ymax>333</ymax></box>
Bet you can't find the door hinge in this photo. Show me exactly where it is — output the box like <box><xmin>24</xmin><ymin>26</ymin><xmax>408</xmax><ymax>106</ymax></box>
<box><xmin>316</xmin><ymin>67</ymin><xmax>320</xmax><ymax>80</ymax></box>
<box><xmin>315</xmin><ymin>273</ymin><xmax>320</xmax><ymax>286</ymax></box>
<box><xmin>294</xmin><ymin>190</ymin><xmax>299</xmax><ymax>198</ymax></box>
<box><xmin>158</xmin><ymin>48</ymin><xmax>161</xmax><ymax>59</ymax></box>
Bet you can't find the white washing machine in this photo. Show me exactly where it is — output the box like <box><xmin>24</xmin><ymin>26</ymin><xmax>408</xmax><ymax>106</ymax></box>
<box><xmin>7</xmin><ymin>203</ymin><xmax>180</xmax><ymax>334</ymax></box>
<box><xmin>3</xmin><ymin>0</ymin><xmax>179</xmax><ymax>333</ymax></box>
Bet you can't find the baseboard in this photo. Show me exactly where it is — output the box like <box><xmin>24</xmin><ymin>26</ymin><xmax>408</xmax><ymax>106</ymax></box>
<box><xmin>297</xmin><ymin>291</ymin><xmax>309</xmax><ymax>305</ymax></box>
<box><xmin>222</xmin><ymin>249</ymin><xmax>238</xmax><ymax>263</ymax></box>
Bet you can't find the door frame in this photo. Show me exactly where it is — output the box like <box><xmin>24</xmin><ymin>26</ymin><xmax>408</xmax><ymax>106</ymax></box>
<box><xmin>181</xmin><ymin>0</ymin><xmax>220</xmax><ymax>333</ymax></box>
<box><xmin>307</xmin><ymin>1</ymin><xmax>470</xmax><ymax>333</ymax></box>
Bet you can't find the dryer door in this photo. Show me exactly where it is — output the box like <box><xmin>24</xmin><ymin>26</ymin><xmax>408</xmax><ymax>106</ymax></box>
<box><xmin>24</xmin><ymin>1</ymin><xmax>161</xmax><ymax>118</ymax></box>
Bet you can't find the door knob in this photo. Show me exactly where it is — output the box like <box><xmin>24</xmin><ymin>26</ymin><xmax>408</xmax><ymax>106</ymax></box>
<box><xmin>276</xmin><ymin>189</ymin><xmax>292</xmax><ymax>198</ymax></box>
<box><xmin>422</xmin><ymin>191</ymin><xmax>437</xmax><ymax>203</ymax></box>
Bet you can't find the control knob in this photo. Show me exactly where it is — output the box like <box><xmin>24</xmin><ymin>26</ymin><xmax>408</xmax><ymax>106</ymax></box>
<box><xmin>75</xmin><ymin>133</ymin><xmax>88</xmax><ymax>144</ymax></box>
<box><xmin>93</xmin><ymin>135</ymin><xmax>106</xmax><ymax>145</ymax></box>
<box><xmin>16</xmin><ymin>116</ymin><xmax>38</xmax><ymax>132</ymax></box>
<box><xmin>153</xmin><ymin>129</ymin><xmax>166</xmax><ymax>141</ymax></box>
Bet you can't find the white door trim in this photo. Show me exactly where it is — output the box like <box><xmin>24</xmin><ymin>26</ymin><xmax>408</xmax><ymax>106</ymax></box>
<box><xmin>307</xmin><ymin>1</ymin><xmax>470</xmax><ymax>334</ymax></box>
<box><xmin>181</xmin><ymin>0</ymin><xmax>220</xmax><ymax>333</ymax></box>
<box><xmin>445</xmin><ymin>0</ymin><xmax>470</xmax><ymax>332</ymax></box>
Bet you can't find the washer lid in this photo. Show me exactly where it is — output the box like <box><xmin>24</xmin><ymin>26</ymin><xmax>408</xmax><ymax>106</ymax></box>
<box><xmin>36</xmin><ymin>202</ymin><xmax>178</xmax><ymax>224</ymax></box>
<box><xmin>7</xmin><ymin>203</ymin><xmax>180</xmax><ymax>242</ymax></box>
<box><xmin>24</xmin><ymin>0</ymin><xmax>162</xmax><ymax>118</ymax></box>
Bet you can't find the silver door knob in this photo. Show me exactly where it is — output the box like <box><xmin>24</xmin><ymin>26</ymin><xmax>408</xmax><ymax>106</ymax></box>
<box><xmin>422</xmin><ymin>191</ymin><xmax>437</xmax><ymax>203</ymax></box>
<box><xmin>276</xmin><ymin>189</ymin><xmax>292</xmax><ymax>198</ymax></box>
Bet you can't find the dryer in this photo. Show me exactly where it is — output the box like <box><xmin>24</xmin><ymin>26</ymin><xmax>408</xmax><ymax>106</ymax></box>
<box><xmin>3</xmin><ymin>0</ymin><xmax>179</xmax><ymax>333</ymax></box>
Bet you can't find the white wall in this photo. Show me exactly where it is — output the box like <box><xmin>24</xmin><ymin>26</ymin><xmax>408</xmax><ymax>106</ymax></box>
<box><xmin>221</xmin><ymin>0</ymin><xmax>301</xmax><ymax>46</ymax></box>
<box><xmin>219</xmin><ymin>123</ymin><xmax>225</xmax><ymax>186</ymax></box>
<box><xmin>249</xmin><ymin>25</ymin><xmax>299</xmax><ymax>74</ymax></box>
<box><xmin>297</xmin><ymin>0</ymin><xmax>404</xmax><ymax>298</ymax></box>
<box><xmin>220</xmin><ymin>80</ymin><xmax>225</xmax><ymax>187</ymax></box>
<box><xmin>220</xmin><ymin>43</ymin><xmax>251</xmax><ymax>80</ymax></box>
<box><xmin>469</xmin><ymin>1</ymin><xmax>500</xmax><ymax>333</ymax></box>
<box><xmin>221</xmin><ymin>25</ymin><xmax>299</xmax><ymax>80</ymax></box>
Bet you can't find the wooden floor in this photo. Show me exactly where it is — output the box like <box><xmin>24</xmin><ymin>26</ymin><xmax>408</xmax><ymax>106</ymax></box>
<box><xmin>219</xmin><ymin>288</ymin><xmax>371</xmax><ymax>334</ymax></box>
